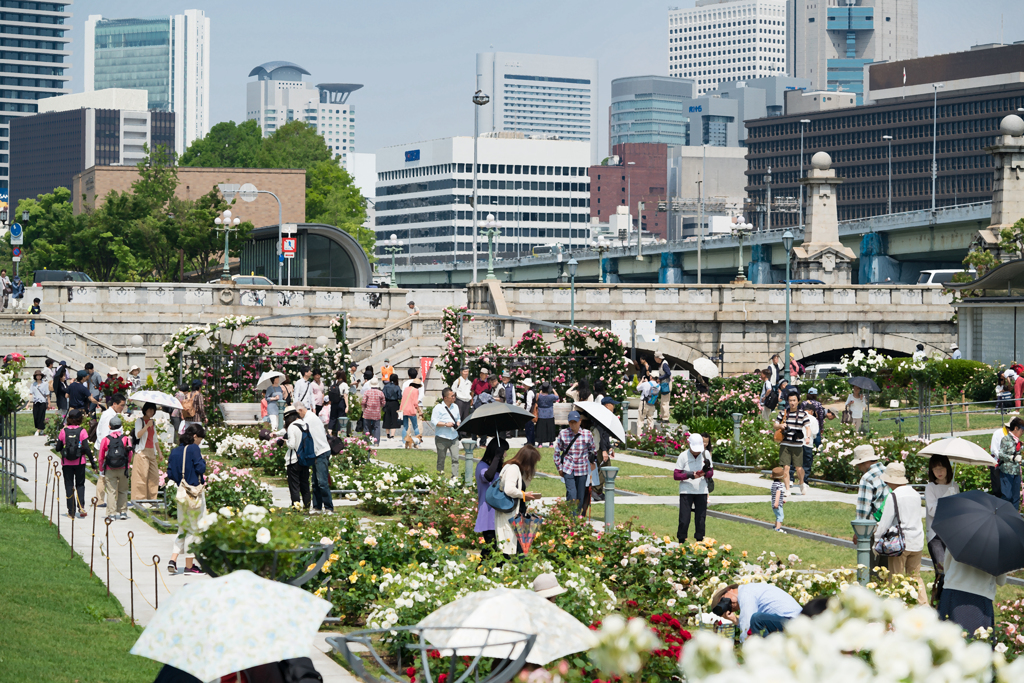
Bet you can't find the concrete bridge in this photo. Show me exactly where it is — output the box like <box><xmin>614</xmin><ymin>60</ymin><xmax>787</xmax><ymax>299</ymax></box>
<box><xmin>393</xmin><ymin>201</ymin><xmax>991</xmax><ymax>287</ymax></box>
<box><xmin>0</xmin><ymin>278</ymin><xmax>954</xmax><ymax>388</ymax></box>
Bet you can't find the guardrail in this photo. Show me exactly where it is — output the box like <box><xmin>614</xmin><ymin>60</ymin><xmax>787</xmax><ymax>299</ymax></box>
<box><xmin>876</xmin><ymin>398</ymin><xmax>1009</xmax><ymax>439</ymax></box>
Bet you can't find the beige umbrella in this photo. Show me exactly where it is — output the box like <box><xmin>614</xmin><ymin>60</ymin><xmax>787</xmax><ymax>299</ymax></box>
<box><xmin>917</xmin><ymin>437</ymin><xmax>997</xmax><ymax>467</ymax></box>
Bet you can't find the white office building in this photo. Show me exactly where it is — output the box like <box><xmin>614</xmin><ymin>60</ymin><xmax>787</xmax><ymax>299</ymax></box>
<box><xmin>84</xmin><ymin>10</ymin><xmax>210</xmax><ymax>156</ymax></box>
<box><xmin>668</xmin><ymin>0</ymin><xmax>788</xmax><ymax>96</ymax></box>
<box><xmin>0</xmin><ymin>0</ymin><xmax>73</xmax><ymax>198</ymax></box>
<box><xmin>246</xmin><ymin>61</ymin><xmax>361</xmax><ymax>170</ymax></box>
<box><xmin>375</xmin><ymin>134</ymin><xmax>592</xmax><ymax>265</ymax></box>
<box><xmin>476</xmin><ymin>52</ymin><xmax>599</xmax><ymax>164</ymax></box>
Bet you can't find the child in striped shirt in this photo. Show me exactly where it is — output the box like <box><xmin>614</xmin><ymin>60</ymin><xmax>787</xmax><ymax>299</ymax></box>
<box><xmin>771</xmin><ymin>466</ymin><xmax>786</xmax><ymax>533</ymax></box>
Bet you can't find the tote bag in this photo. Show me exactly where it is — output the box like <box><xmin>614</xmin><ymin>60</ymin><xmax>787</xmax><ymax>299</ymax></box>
<box><xmin>873</xmin><ymin>493</ymin><xmax>906</xmax><ymax>557</ymax></box>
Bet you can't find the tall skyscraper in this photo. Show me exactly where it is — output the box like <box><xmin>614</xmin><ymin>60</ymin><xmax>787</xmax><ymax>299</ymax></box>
<box><xmin>0</xmin><ymin>1</ymin><xmax>73</xmax><ymax>199</ymax></box>
<box><xmin>476</xmin><ymin>52</ymin><xmax>599</xmax><ymax>164</ymax></box>
<box><xmin>667</xmin><ymin>0</ymin><xmax>788</xmax><ymax>96</ymax></box>
<box><xmin>246</xmin><ymin>61</ymin><xmax>361</xmax><ymax>171</ymax></box>
<box><xmin>84</xmin><ymin>10</ymin><xmax>210</xmax><ymax>156</ymax></box>
<box><xmin>788</xmin><ymin>0</ymin><xmax>917</xmax><ymax>103</ymax></box>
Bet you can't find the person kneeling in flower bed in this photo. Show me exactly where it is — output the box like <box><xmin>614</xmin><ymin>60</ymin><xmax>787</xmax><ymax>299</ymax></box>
<box><xmin>709</xmin><ymin>582</ymin><xmax>803</xmax><ymax>640</ymax></box>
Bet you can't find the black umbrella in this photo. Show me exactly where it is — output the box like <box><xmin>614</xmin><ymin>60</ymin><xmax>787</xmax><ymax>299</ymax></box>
<box><xmin>848</xmin><ymin>376</ymin><xmax>880</xmax><ymax>393</ymax></box>
<box><xmin>458</xmin><ymin>402</ymin><xmax>535</xmax><ymax>437</ymax></box>
<box><xmin>932</xmin><ymin>489</ymin><xmax>1024</xmax><ymax>576</ymax></box>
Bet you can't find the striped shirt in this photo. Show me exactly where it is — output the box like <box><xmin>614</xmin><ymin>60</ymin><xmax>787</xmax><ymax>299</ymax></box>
<box><xmin>770</xmin><ymin>481</ymin><xmax>786</xmax><ymax>508</ymax></box>
<box><xmin>855</xmin><ymin>462</ymin><xmax>888</xmax><ymax>520</ymax></box>
<box><xmin>554</xmin><ymin>427</ymin><xmax>596</xmax><ymax>476</ymax></box>
<box><xmin>776</xmin><ymin>408</ymin><xmax>810</xmax><ymax>447</ymax></box>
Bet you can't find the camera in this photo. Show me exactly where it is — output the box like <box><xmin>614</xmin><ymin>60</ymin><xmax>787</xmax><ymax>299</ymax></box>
<box><xmin>711</xmin><ymin>597</ymin><xmax>733</xmax><ymax>617</ymax></box>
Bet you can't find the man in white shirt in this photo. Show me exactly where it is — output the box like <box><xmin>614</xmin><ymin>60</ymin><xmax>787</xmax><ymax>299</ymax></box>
<box><xmin>293</xmin><ymin>367</ymin><xmax>315</xmax><ymax>410</ymax></box>
<box><xmin>452</xmin><ymin>366</ymin><xmax>473</xmax><ymax>438</ymax></box>
<box><xmin>95</xmin><ymin>394</ymin><xmax>127</xmax><ymax>506</ymax></box>
<box><xmin>296</xmin><ymin>402</ymin><xmax>333</xmax><ymax>514</ymax></box>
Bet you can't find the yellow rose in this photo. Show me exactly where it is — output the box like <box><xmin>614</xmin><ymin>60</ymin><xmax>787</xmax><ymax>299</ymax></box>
<box><xmin>349</xmin><ymin>572</ymin><xmax>359</xmax><ymax>584</ymax></box>
<box><xmin>359</xmin><ymin>560</ymin><xmax>366</xmax><ymax>567</ymax></box>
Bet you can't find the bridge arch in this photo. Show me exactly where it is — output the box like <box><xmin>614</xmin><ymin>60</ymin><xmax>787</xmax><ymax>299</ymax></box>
<box><xmin>630</xmin><ymin>337</ymin><xmax>710</xmax><ymax>369</ymax></box>
<box><xmin>791</xmin><ymin>334</ymin><xmax>946</xmax><ymax>364</ymax></box>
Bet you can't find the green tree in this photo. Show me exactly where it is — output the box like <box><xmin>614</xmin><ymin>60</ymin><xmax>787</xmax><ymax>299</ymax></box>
<box><xmin>305</xmin><ymin>160</ymin><xmax>374</xmax><ymax>259</ymax></box>
<box><xmin>179</xmin><ymin>120</ymin><xmax>263</xmax><ymax>168</ymax></box>
<box><xmin>257</xmin><ymin>120</ymin><xmax>334</xmax><ymax>170</ymax></box>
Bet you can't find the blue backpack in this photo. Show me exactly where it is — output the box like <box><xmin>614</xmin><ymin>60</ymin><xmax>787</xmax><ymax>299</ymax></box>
<box><xmin>484</xmin><ymin>470</ymin><xmax>517</xmax><ymax>513</ymax></box>
<box><xmin>296</xmin><ymin>424</ymin><xmax>317</xmax><ymax>467</ymax></box>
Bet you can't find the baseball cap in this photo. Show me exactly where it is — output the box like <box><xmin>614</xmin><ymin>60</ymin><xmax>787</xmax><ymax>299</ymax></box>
<box><xmin>567</xmin><ymin>411</ymin><xmax>581</xmax><ymax>422</ymax></box>
<box><xmin>688</xmin><ymin>433</ymin><xmax>705</xmax><ymax>451</ymax></box>
<box><xmin>601</xmin><ymin>397</ymin><xmax>620</xmax><ymax>405</ymax></box>
<box><xmin>76</xmin><ymin>369</ymin><xmax>89</xmax><ymax>380</ymax></box>
<box><xmin>109</xmin><ymin>416</ymin><xmax>122</xmax><ymax>429</ymax></box>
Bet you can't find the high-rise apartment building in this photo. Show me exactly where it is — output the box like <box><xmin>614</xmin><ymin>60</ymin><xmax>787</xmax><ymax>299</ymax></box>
<box><xmin>375</xmin><ymin>134</ymin><xmax>591</xmax><ymax>265</ymax></box>
<box><xmin>667</xmin><ymin>0</ymin><xmax>788</xmax><ymax>96</ymax></box>
<box><xmin>0</xmin><ymin>1</ymin><xmax>72</xmax><ymax>199</ymax></box>
<box><xmin>246</xmin><ymin>61</ymin><xmax>361</xmax><ymax>171</ymax></box>
<box><xmin>84</xmin><ymin>10</ymin><xmax>210</xmax><ymax>156</ymax></box>
<box><xmin>476</xmin><ymin>52</ymin><xmax>599</xmax><ymax>164</ymax></box>
<box><xmin>787</xmin><ymin>0</ymin><xmax>917</xmax><ymax>104</ymax></box>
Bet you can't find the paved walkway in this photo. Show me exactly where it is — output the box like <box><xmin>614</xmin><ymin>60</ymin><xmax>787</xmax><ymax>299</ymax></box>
<box><xmin>13</xmin><ymin>433</ymin><xmax>358</xmax><ymax>683</ymax></box>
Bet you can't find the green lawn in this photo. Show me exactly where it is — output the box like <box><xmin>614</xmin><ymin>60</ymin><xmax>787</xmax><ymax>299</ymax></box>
<box><xmin>0</xmin><ymin>506</ymin><xmax>161</xmax><ymax>683</ymax></box>
<box><xmin>709</xmin><ymin>501</ymin><xmax>858</xmax><ymax>539</ymax></box>
<box><xmin>864</xmin><ymin>406</ymin><xmax>1009</xmax><ymax>438</ymax></box>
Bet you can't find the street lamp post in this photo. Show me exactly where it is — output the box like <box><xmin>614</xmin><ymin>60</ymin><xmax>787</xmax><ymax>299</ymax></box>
<box><xmin>385</xmin><ymin>233</ymin><xmax>402</xmax><ymax>287</ymax></box>
<box><xmin>931</xmin><ymin>83</ymin><xmax>944</xmax><ymax>212</ymax></box>
<box><xmin>733</xmin><ymin>217</ymin><xmax>753</xmax><ymax>282</ymax></box>
<box><xmin>567</xmin><ymin>258</ymin><xmax>578</xmax><ymax>328</ymax></box>
<box><xmin>593</xmin><ymin>237</ymin><xmax>610</xmax><ymax>283</ymax></box>
<box><xmin>883</xmin><ymin>135</ymin><xmax>893</xmax><ymax>214</ymax></box>
<box><xmin>783</xmin><ymin>230</ymin><xmax>795</xmax><ymax>383</ymax></box>
<box><xmin>765</xmin><ymin>166</ymin><xmax>773</xmax><ymax>233</ymax></box>
<box><xmin>471</xmin><ymin>84</ymin><xmax>490</xmax><ymax>284</ymax></box>
<box><xmin>214</xmin><ymin>209</ymin><xmax>242</xmax><ymax>282</ymax></box>
<box><xmin>799</xmin><ymin>119</ymin><xmax>810</xmax><ymax>229</ymax></box>
<box><xmin>636</xmin><ymin>201</ymin><xmax>645</xmax><ymax>262</ymax></box>
<box><xmin>626</xmin><ymin>161</ymin><xmax>636</xmax><ymax>252</ymax></box>
<box><xmin>484</xmin><ymin>214</ymin><xmax>499</xmax><ymax>280</ymax></box>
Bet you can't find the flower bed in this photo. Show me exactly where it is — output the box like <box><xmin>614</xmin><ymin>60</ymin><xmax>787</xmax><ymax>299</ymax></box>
<box><xmin>214</xmin><ymin>433</ymin><xmax>287</xmax><ymax>477</ymax></box>
<box><xmin>164</xmin><ymin>459</ymin><xmax>272</xmax><ymax>518</ymax></box>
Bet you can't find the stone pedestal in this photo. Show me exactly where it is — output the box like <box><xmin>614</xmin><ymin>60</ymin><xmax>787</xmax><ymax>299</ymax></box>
<box><xmin>985</xmin><ymin>114</ymin><xmax>1024</xmax><ymax>231</ymax></box>
<box><xmin>793</xmin><ymin>151</ymin><xmax>857</xmax><ymax>285</ymax></box>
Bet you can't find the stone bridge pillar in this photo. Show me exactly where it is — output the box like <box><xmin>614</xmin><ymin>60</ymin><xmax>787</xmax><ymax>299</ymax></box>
<box><xmin>794</xmin><ymin>152</ymin><xmax>857</xmax><ymax>285</ymax></box>
<box><xmin>987</xmin><ymin>115</ymin><xmax>1024</xmax><ymax>231</ymax></box>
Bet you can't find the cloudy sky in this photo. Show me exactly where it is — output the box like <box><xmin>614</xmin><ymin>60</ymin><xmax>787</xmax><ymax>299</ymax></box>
<box><xmin>68</xmin><ymin>0</ymin><xmax>1024</xmax><ymax>159</ymax></box>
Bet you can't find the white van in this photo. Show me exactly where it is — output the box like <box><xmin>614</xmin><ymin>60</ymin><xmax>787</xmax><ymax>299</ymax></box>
<box><xmin>917</xmin><ymin>269</ymin><xmax>974</xmax><ymax>285</ymax></box>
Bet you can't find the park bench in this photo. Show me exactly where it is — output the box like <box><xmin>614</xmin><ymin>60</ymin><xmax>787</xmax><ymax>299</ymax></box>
<box><xmin>218</xmin><ymin>402</ymin><xmax>264</xmax><ymax>426</ymax></box>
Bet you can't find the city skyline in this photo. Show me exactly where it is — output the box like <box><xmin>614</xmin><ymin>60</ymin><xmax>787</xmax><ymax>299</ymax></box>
<box><xmin>65</xmin><ymin>0</ymin><xmax>1024</xmax><ymax>161</ymax></box>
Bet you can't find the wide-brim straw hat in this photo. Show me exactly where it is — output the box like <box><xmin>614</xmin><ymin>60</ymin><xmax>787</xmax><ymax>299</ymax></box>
<box><xmin>849</xmin><ymin>444</ymin><xmax>878</xmax><ymax>467</ymax></box>
<box><xmin>532</xmin><ymin>573</ymin><xmax>567</xmax><ymax>598</ymax></box>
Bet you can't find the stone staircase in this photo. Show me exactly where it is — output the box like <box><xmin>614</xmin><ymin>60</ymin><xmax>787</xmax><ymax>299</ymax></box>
<box><xmin>0</xmin><ymin>314</ymin><xmax>142</xmax><ymax>379</ymax></box>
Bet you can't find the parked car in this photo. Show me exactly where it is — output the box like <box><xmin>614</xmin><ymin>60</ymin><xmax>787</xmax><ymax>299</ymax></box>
<box><xmin>917</xmin><ymin>269</ymin><xmax>973</xmax><ymax>285</ymax></box>
<box><xmin>206</xmin><ymin>275</ymin><xmax>275</xmax><ymax>286</ymax></box>
<box><xmin>32</xmin><ymin>270</ymin><xmax>93</xmax><ymax>286</ymax></box>
<box><xmin>804</xmin><ymin>363</ymin><xmax>848</xmax><ymax>380</ymax></box>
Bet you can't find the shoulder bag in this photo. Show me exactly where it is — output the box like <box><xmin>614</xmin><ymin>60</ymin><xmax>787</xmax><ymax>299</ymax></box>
<box><xmin>175</xmin><ymin>446</ymin><xmax>206</xmax><ymax>510</ymax></box>
<box><xmin>485</xmin><ymin>466</ymin><xmax>518</xmax><ymax>513</ymax></box>
<box><xmin>555</xmin><ymin>432</ymin><xmax>581</xmax><ymax>474</ymax></box>
<box><xmin>701</xmin><ymin>453</ymin><xmax>715</xmax><ymax>494</ymax></box>
<box><xmin>873</xmin><ymin>492</ymin><xmax>906</xmax><ymax>557</ymax></box>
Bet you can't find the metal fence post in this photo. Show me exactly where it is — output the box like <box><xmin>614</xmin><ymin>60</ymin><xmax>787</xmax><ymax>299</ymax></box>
<box><xmin>54</xmin><ymin>471</ymin><xmax>61</xmax><ymax>535</ymax></box>
<box><xmin>90</xmin><ymin>497</ymin><xmax>98</xmax><ymax>576</ymax></box>
<box><xmin>153</xmin><ymin>555</ymin><xmax>161</xmax><ymax>610</ymax></box>
<box><xmin>33</xmin><ymin>452</ymin><xmax>38</xmax><ymax>510</ymax></box>
<box><xmin>128</xmin><ymin>531</ymin><xmax>135</xmax><ymax>626</ymax></box>
<box><xmin>43</xmin><ymin>456</ymin><xmax>52</xmax><ymax>520</ymax></box>
<box><xmin>601</xmin><ymin>467</ymin><xmax>619</xmax><ymax>529</ymax></box>
<box><xmin>105</xmin><ymin>517</ymin><xmax>112</xmax><ymax>597</ymax></box>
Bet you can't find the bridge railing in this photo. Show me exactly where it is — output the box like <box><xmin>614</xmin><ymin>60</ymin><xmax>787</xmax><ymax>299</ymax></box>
<box><xmin>491</xmin><ymin>283</ymin><xmax>954</xmax><ymax>312</ymax></box>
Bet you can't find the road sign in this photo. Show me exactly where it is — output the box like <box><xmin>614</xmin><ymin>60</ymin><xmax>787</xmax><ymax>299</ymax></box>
<box><xmin>238</xmin><ymin>183</ymin><xmax>258</xmax><ymax>203</ymax></box>
<box><xmin>11</xmin><ymin>246</ymin><xmax>21</xmax><ymax>262</ymax></box>
<box><xmin>9</xmin><ymin>222</ymin><xmax>23</xmax><ymax>245</ymax></box>
<box><xmin>282</xmin><ymin>237</ymin><xmax>297</xmax><ymax>259</ymax></box>
<box><xmin>217</xmin><ymin>183</ymin><xmax>239</xmax><ymax>201</ymax></box>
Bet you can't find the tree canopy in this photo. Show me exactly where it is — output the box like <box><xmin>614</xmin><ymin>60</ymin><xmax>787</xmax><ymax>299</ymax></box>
<box><xmin>11</xmin><ymin>146</ymin><xmax>252</xmax><ymax>283</ymax></box>
<box><xmin>181</xmin><ymin>120</ymin><xmax>372</xmax><ymax>259</ymax></box>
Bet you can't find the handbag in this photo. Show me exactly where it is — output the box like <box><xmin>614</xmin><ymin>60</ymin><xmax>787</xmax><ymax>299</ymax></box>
<box><xmin>773</xmin><ymin>428</ymin><xmax>784</xmax><ymax>443</ymax></box>
<box><xmin>175</xmin><ymin>446</ymin><xmax>206</xmax><ymax>510</ymax></box>
<box><xmin>873</xmin><ymin>493</ymin><xmax>906</xmax><ymax>557</ymax></box>
<box><xmin>841</xmin><ymin>409</ymin><xmax>853</xmax><ymax>424</ymax></box>
<box><xmin>485</xmin><ymin>467</ymin><xmax>517</xmax><ymax>513</ymax></box>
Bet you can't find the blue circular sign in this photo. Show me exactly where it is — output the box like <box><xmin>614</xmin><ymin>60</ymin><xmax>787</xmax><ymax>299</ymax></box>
<box><xmin>9</xmin><ymin>223</ymin><xmax>21</xmax><ymax>238</ymax></box>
